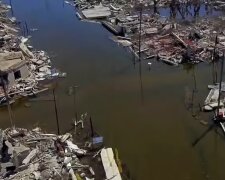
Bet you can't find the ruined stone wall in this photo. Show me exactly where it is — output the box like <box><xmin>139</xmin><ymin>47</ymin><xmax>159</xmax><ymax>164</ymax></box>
<box><xmin>7</xmin><ymin>65</ymin><xmax>30</xmax><ymax>86</ymax></box>
<box><xmin>19</xmin><ymin>65</ymin><xmax>29</xmax><ymax>79</ymax></box>
<box><xmin>7</xmin><ymin>71</ymin><xmax>15</xmax><ymax>86</ymax></box>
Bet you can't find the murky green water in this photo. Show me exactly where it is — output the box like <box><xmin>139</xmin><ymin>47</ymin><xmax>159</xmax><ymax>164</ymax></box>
<box><xmin>1</xmin><ymin>0</ymin><xmax>225</xmax><ymax>179</ymax></box>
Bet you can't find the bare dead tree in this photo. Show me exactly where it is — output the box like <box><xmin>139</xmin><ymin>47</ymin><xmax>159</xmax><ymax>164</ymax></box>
<box><xmin>193</xmin><ymin>0</ymin><xmax>201</xmax><ymax>17</ymax></box>
<box><xmin>153</xmin><ymin>0</ymin><xmax>159</xmax><ymax>14</ymax></box>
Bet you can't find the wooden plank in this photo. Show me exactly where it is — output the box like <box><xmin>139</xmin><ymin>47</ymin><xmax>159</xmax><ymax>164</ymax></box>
<box><xmin>171</xmin><ymin>32</ymin><xmax>188</xmax><ymax>48</ymax></box>
<box><xmin>101</xmin><ymin>148</ymin><xmax>122</xmax><ymax>180</ymax></box>
<box><xmin>22</xmin><ymin>148</ymin><xmax>38</xmax><ymax>165</ymax></box>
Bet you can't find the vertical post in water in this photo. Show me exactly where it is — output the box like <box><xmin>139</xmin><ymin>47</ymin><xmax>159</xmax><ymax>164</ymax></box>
<box><xmin>89</xmin><ymin>116</ymin><xmax>94</xmax><ymax>138</ymax></box>
<box><xmin>138</xmin><ymin>4</ymin><xmax>142</xmax><ymax>61</ymax></box>
<box><xmin>212</xmin><ymin>36</ymin><xmax>218</xmax><ymax>84</ymax></box>
<box><xmin>53</xmin><ymin>87</ymin><xmax>60</xmax><ymax>135</ymax></box>
<box><xmin>73</xmin><ymin>85</ymin><xmax>79</xmax><ymax>121</ymax></box>
<box><xmin>0</xmin><ymin>74</ymin><xmax>13</xmax><ymax>127</ymax></box>
<box><xmin>191</xmin><ymin>65</ymin><xmax>197</xmax><ymax>116</ymax></box>
<box><xmin>23</xmin><ymin>23</ymin><xmax>26</xmax><ymax>37</ymax></box>
<box><xmin>9</xmin><ymin>0</ymin><xmax>14</xmax><ymax>17</ymax></box>
<box><xmin>212</xmin><ymin>61</ymin><xmax>215</xmax><ymax>84</ymax></box>
<box><xmin>25</xmin><ymin>21</ymin><xmax>29</xmax><ymax>36</ymax></box>
<box><xmin>217</xmin><ymin>53</ymin><xmax>224</xmax><ymax>116</ymax></box>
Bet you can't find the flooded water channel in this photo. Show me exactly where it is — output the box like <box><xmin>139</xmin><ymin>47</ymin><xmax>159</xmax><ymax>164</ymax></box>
<box><xmin>1</xmin><ymin>0</ymin><xmax>225</xmax><ymax>179</ymax></box>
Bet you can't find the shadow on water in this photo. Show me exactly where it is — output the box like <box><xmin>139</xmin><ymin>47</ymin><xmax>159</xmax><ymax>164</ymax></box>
<box><xmin>192</xmin><ymin>123</ymin><xmax>215</xmax><ymax>147</ymax></box>
<box><xmin>183</xmin><ymin>64</ymin><xmax>202</xmax><ymax>119</ymax></box>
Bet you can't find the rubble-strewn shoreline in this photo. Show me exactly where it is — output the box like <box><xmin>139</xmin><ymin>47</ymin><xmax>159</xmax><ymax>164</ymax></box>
<box><xmin>0</xmin><ymin>113</ymin><xmax>126</xmax><ymax>179</ymax></box>
<box><xmin>0</xmin><ymin>2</ymin><xmax>128</xmax><ymax>179</ymax></box>
<box><xmin>0</xmin><ymin>2</ymin><xmax>66</xmax><ymax>106</ymax></box>
<box><xmin>70</xmin><ymin>0</ymin><xmax>225</xmax><ymax>66</ymax></box>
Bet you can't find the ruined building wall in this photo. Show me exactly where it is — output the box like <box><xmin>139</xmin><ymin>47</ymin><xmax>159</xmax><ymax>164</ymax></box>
<box><xmin>7</xmin><ymin>65</ymin><xmax>30</xmax><ymax>86</ymax></box>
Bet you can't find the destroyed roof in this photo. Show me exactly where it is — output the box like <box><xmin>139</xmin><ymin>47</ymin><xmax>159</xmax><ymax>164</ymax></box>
<box><xmin>0</xmin><ymin>51</ymin><xmax>26</xmax><ymax>73</ymax></box>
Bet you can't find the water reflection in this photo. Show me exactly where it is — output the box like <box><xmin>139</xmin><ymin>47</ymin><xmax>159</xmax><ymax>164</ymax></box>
<box><xmin>9</xmin><ymin>0</ymin><xmax>14</xmax><ymax>16</ymax></box>
<box><xmin>138</xmin><ymin>61</ymin><xmax>144</xmax><ymax>104</ymax></box>
<box><xmin>159</xmin><ymin>1</ymin><xmax>221</xmax><ymax>20</ymax></box>
<box><xmin>184</xmin><ymin>64</ymin><xmax>201</xmax><ymax>119</ymax></box>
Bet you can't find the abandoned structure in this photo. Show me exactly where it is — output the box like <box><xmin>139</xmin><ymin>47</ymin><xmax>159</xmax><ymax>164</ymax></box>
<box><xmin>0</xmin><ymin>52</ymin><xmax>29</xmax><ymax>87</ymax></box>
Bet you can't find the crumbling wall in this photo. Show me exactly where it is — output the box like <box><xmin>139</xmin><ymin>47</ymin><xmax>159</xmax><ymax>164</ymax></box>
<box><xmin>7</xmin><ymin>71</ymin><xmax>15</xmax><ymax>86</ymax></box>
<box><xmin>18</xmin><ymin>65</ymin><xmax>30</xmax><ymax>80</ymax></box>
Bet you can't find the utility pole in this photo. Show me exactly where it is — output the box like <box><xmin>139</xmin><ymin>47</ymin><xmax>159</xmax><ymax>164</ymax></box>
<box><xmin>138</xmin><ymin>2</ymin><xmax>143</xmax><ymax>62</ymax></box>
<box><xmin>89</xmin><ymin>116</ymin><xmax>94</xmax><ymax>138</ymax></box>
<box><xmin>217</xmin><ymin>53</ymin><xmax>224</xmax><ymax>116</ymax></box>
<box><xmin>0</xmin><ymin>74</ymin><xmax>13</xmax><ymax>127</ymax></box>
<box><xmin>52</xmin><ymin>86</ymin><xmax>60</xmax><ymax>135</ymax></box>
<box><xmin>212</xmin><ymin>36</ymin><xmax>218</xmax><ymax>84</ymax></box>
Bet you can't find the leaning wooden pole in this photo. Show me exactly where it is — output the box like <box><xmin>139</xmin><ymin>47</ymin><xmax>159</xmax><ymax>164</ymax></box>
<box><xmin>89</xmin><ymin>116</ymin><xmax>94</xmax><ymax>138</ymax></box>
<box><xmin>53</xmin><ymin>87</ymin><xmax>60</xmax><ymax>135</ymax></box>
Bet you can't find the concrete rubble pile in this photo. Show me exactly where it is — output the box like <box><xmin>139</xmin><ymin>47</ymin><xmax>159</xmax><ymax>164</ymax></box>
<box><xmin>74</xmin><ymin>0</ymin><xmax>215</xmax><ymax>14</ymax></box>
<box><xmin>128</xmin><ymin>16</ymin><xmax>225</xmax><ymax>65</ymax></box>
<box><xmin>0</xmin><ymin>127</ymin><xmax>103</xmax><ymax>180</ymax></box>
<box><xmin>107</xmin><ymin>14</ymin><xmax>225</xmax><ymax>65</ymax></box>
<box><xmin>212</xmin><ymin>0</ymin><xmax>225</xmax><ymax>10</ymax></box>
<box><xmin>0</xmin><ymin>2</ymin><xmax>66</xmax><ymax>104</ymax></box>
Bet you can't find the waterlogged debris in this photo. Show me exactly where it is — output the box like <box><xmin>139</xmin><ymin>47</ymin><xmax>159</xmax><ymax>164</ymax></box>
<box><xmin>0</xmin><ymin>1</ymin><xmax>67</xmax><ymax>106</ymax></box>
<box><xmin>8</xmin><ymin>17</ymin><xmax>16</xmax><ymax>23</ymax></box>
<box><xmin>20</xmin><ymin>36</ymin><xmax>29</xmax><ymax>43</ymax></box>
<box><xmin>22</xmin><ymin>148</ymin><xmax>38</xmax><ymax>165</ymax></box>
<box><xmin>101</xmin><ymin>148</ymin><xmax>122</xmax><ymax>180</ymax></box>
<box><xmin>2</xmin><ymin>23</ymin><xmax>18</xmax><ymax>33</ymax></box>
<box><xmin>66</xmin><ymin>140</ymin><xmax>87</xmax><ymax>155</ymax></box>
<box><xmin>82</xmin><ymin>5</ymin><xmax>111</xmax><ymax>19</ymax></box>
<box><xmin>116</xmin><ymin>39</ymin><xmax>132</xmax><ymax>47</ymax></box>
<box><xmin>76</xmin><ymin>12</ymin><xmax>83</xmax><ymax>20</ymax></box>
<box><xmin>0</xmin><ymin>125</ymin><xmax>123</xmax><ymax>180</ymax></box>
<box><xmin>30</xmin><ymin>28</ymin><xmax>38</xmax><ymax>32</ymax></box>
<box><xmin>19</xmin><ymin>42</ymin><xmax>34</xmax><ymax>58</ymax></box>
<box><xmin>203</xmin><ymin>81</ymin><xmax>225</xmax><ymax>111</ymax></box>
<box><xmin>69</xmin><ymin>168</ymin><xmax>77</xmax><ymax>180</ymax></box>
<box><xmin>208</xmin><ymin>82</ymin><xmax>225</xmax><ymax>92</ymax></box>
<box><xmin>73</xmin><ymin>0</ymin><xmax>225</xmax><ymax>66</ymax></box>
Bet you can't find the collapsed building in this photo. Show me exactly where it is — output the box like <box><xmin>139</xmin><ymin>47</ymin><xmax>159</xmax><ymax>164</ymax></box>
<box><xmin>0</xmin><ymin>114</ymin><xmax>124</xmax><ymax>180</ymax></box>
<box><xmin>71</xmin><ymin>0</ymin><xmax>225</xmax><ymax>65</ymax></box>
<box><xmin>0</xmin><ymin>3</ymin><xmax>66</xmax><ymax>105</ymax></box>
<box><xmin>0</xmin><ymin>52</ymin><xmax>29</xmax><ymax>87</ymax></box>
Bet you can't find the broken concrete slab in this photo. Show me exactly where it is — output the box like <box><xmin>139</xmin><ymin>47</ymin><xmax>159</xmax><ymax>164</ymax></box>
<box><xmin>22</xmin><ymin>148</ymin><xmax>38</xmax><ymax>165</ymax></box>
<box><xmin>19</xmin><ymin>43</ymin><xmax>34</xmax><ymax>59</ymax></box>
<box><xmin>82</xmin><ymin>5</ymin><xmax>111</xmax><ymax>19</ymax></box>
